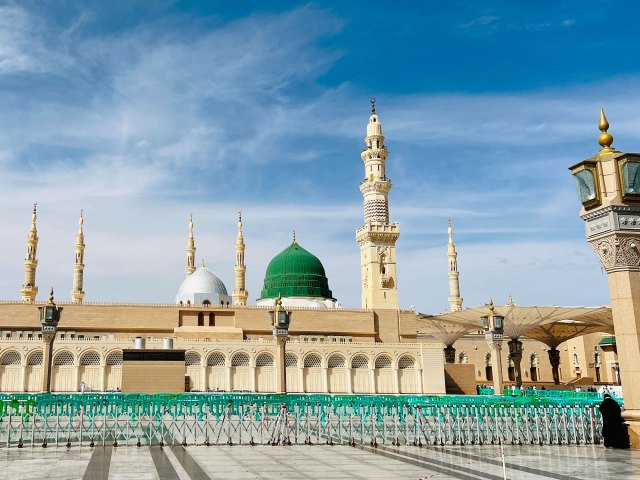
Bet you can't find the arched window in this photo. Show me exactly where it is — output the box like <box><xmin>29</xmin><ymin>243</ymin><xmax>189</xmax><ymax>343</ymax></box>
<box><xmin>185</xmin><ymin>352</ymin><xmax>201</xmax><ymax>366</ymax></box>
<box><xmin>207</xmin><ymin>352</ymin><xmax>225</xmax><ymax>367</ymax></box>
<box><xmin>202</xmin><ymin>300</ymin><xmax>211</xmax><ymax>306</ymax></box>
<box><xmin>375</xmin><ymin>355</ymin><xmax>392</xmax><ymax>369</ymax></box>
<box><xmin>351</xmin><ymin>355</ymin><xmax>369</xmax><ymax>369</ymax></box>
<box><xmin>256</xmin><ymin>353</ymin><xmax>274</xmax><ymax>367</ymax></box>
<box><xmin>1</xmin><ymin>351</ymin><xmax>21</xmax><ymax>365</ymax></box>
<box><xmin>197</xmin><ymin>312</ymin><xmax>204</xmax><ymax>327</ymax></box>
<box><xmin>106</xmin><ymin>351</ymin><xmax>123</xmax><ymax>366</ymax></box>
<box><xmin>327</xmin><ymin>354</ymin><xmax>345</xmax><ymax>368</ymax></box>
<box><xmin>484</xmin><ymin>353</ymin><xmax>493</xmax><ymax>381</ymax></box>
<box><xmin>27</xmin><ymin>351</ymin><xmax>43</xmax><ymax>366</ymax></box>
<box><xmin>231</xmin><ymin>353</ymin><xmax>250</xmax><ymax>367</ymax></box>
<box><xmin>398</xmin><ymin>356</ymin><xmax>416</xmax><ymax>369</ymax></box>
<box><xmin>285</xmin><ymin>353</ymin><xmax>298</xmax><ymax>367</ymax></box>
<box><xmin>80</xmin><ymin>352</ymin><xmax>100</xmax><ymax>366</ymax></box>
<box><xmin>209</xmin><ymin>313</ymin><xmax>215</xmax><ymax>327</ymax></box>
<box><xmin>54</xmin><ymin>352</ymin><xmax>75</xmax><ymax>366</ymax></box>
<box><xmin>304</xmin><ymin>354</ymin><xmax>322</xmax><ymax>368</ymax></box>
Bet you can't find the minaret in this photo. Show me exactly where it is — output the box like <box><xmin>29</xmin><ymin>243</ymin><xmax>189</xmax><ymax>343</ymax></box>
<box><xmin>185</xmin><ymin>214</ymin><xmax>196</xmax><ymax>276</ymax></box>
<box><xmin>356</xmin><ymin>99</ymin><xmax>400</xmax><ymax>309</ymax></box>
<box><xmin>20</xmin><ymin>203</ymin><xmax>39</xmax><ymax>303</ymax></box>
<box><xmin>447</xmin><ymin>219</ymin><xmax>463</xmax><ymax>312</ymax></box>
<box><xmin>70</xmin><ymin>210</ymin><xmax>86</xmax><ymax>304</ymax></box>
<box><xmin>233</xmin><ymin>211</ymin><xmax>248</xmax><ymax>305</ymax></box>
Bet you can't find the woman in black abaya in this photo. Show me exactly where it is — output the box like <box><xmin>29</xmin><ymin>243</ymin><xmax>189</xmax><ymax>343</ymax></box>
<box><xmin>599</xmin><ymin>394</ymin><xmax>630</xmax><ymax>448</ymax></box>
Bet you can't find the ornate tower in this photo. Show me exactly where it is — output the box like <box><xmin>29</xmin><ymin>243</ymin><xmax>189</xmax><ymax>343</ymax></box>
<box><xmin>356</xmin><ymin>99</ymin><xmax>400</xmax><ymax>309</ymax></box>
<box><xmin>447</xmin><ymin>219</ymin><xmax>463</xmax><ymax>312</ymax></box>
<box><xmin>185</xmin><ymin>214</ymin><xmax>196</xmax><ymax>276</ymax></box>
<box><xmin>233</xmin><ymin>211</ymin><xmax>248</xmax><ymax>305</ymax></box>
<box><xmin>20</xmin><ymin>203</ymin><xmax>39</xmax><ymax>303</ymax></box>
<box><xmin>70</xmin><ymin>210</ymin><xmax>86</xmax><ymax>304</ymax></box>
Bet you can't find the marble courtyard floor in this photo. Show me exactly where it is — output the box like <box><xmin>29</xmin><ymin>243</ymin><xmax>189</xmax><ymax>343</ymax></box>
<box><xmin>0</xmin><ymin>444</ymin><xmax>637</xmax><ymax>480</ymax></box>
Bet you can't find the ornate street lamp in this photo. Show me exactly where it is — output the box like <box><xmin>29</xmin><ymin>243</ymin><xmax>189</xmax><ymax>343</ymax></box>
<box><xmin>269</xmin><ymin>294</ymin><xmax>291</xmax><ymax>393</ymax></box>
<box><xmin>38</xmin><ymin>288</ymin><xmax>63</xmax><ymax>393</ymax></box>
<box><xmin>481</xmin><ymin>300</ymin><xmax>505</xmax><ymax>395</ymax></box>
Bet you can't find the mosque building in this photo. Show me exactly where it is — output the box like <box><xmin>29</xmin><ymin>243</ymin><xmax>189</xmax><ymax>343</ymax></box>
<box><xmin>0</xmin><ymin>102</ymin><xmax>617</xmax><ymax>394</ymax></box>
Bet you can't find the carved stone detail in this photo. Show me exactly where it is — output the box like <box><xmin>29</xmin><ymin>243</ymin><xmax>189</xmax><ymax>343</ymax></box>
<box><xmin>590</xmin><ymin>234</ymin><xmax>640</xmax><ymax>272</ymax></box>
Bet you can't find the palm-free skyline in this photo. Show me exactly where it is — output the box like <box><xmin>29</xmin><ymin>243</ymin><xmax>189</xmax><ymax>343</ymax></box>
<box><xmin>1</xmin><ymin>1</ymin><xmax>639</xmax><ymax>312</ymax></box>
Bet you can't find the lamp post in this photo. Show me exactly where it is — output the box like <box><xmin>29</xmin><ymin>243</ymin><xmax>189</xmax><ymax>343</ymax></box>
<box><xmin>269</xmin><ymin>294</ymin><xmax>291</xmax><ymax>394</ymax></box>
<box><xmin>481</xmin><ymin>300</ymin><xmax>505</xmax><ymax>395</ymax></box>
<box><xmin>569</xmin><ymin>110</ymin><xmax>640</xmax><ymax>447</ymax></box>
<box><xmin>38</xmin><ymin>288</ymin><xmax>62</xmax><ymax>393</ymax></box>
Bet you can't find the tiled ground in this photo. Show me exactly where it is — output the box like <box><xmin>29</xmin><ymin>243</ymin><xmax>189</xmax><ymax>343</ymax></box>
<box><xmin>0</xmin><ymin>444</ymin><xmax>637</xmax><ymax>479</ymax></box>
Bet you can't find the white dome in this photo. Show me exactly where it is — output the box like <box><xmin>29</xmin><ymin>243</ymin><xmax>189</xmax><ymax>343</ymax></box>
<box><xmin>176</xmin><ymin>267</ymin><xmax>231</xmax><ymax>305</ymax></box>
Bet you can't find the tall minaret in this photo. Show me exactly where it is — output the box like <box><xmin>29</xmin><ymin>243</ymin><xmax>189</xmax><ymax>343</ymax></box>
<box><xmin>70</xmin><ymin>210</ymin><xmax>86</xmax><ymax>304</ymax></box>
<box><xmin>356</xmin><ymin>99</ymin><xmax>400</xmax><ymax>309</ymax></box>
<box><xmin>233</xmin><ymin>211</ymin><xmax>248</xmax><ymax>305</ymax></box>
<box><xmin>447</xmin><ymin>219</ymin><xmax>463</xmax><ymax>312</ymax></box>
<box><xmin>185</xmin><ymin>214</ymin><xmax>196</xmax><ymax>276</ymax></box>
<box><xmin>20</xmin><ymin>203</ymin><xmax>39</xmax><ymax>303</ymax></box>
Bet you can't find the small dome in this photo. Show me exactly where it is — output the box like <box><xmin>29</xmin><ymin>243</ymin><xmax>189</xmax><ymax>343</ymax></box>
<box><xmin>176</xmin><ymin>266</ymin><xmax>230</xmax><ymax>305</ymax></box>
<box><xmin>259</xmin><ymin>242</ymin><xmax>333</xmax><ymax>300</ymax></box>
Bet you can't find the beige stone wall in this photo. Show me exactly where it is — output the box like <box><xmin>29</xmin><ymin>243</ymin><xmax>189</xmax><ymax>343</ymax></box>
<box><xmin>122</xmin><ymin>361</ymin><xmax>185</xmax><ymax>394</ymax></box>
<box><xmin>0</xmin><ymin>337</ymin><xmax>444</xmax><ymax>394</ymax></box>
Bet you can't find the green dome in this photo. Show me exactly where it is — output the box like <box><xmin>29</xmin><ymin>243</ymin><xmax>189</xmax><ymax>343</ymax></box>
<box><xmin>259</xmin><ymin>242</ymin><xmax>334</xmax><ymax>300</ymax></box>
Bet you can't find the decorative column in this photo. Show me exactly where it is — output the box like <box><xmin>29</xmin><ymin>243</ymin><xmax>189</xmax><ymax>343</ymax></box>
<box><xmin>508</xmin><ymin>339</ymin><xmax>524</xmax><ymax>387</ymax></box>
<box><xmin>447</xmin><ymin>219</ymin><xmax>463</xmax><ymax>312</ymax></box>
<box><xmin>185</xmin><ymin>214</ymin><xmax>196</xmax><ymax>276</ymax></box>
<box><xmin>482</xmin><ymin>300</ymin><xmax>505</xmax><ymax>395</ymax></box>
<box><xmin>269</xmin><ymin>295</ymin><xmax>290</xmax><ymax>394</ymax></box>
<box><xmin>38</xmin><ymin>288</ymin><xmax>62</xmax><ymax>392</ymax></box>
<box><xmin>70</xmin><ymin>210</ymin><xmax>86</xmax><ymax>304</ymax></box>
<box><xmin>547</xmin><ymin>347</ymin><xmax>561</xmax><ymax>385</ymax></box>
<box><xmin>233</xmin><ymin>211</ymin><xmax>249</xmax><ymax>305</ymax></box>
<box><xmin>100</xmin><ymin>359</ymin><xmax>106</xmax><ymax>391</ymax></box>
<box><xmin>356</xmin><ymin>99</ymin><xmax>400</xmax><ymax>309</ymax></box>
<box><xmin>21</xmin><ymin>203</ymin><xmax>39</xmax><ymax>303</ymax></box>
<box><xmin>569</xmin><ymin>110</ymin><xmax>640</xmax><ymax>447</ymax></box>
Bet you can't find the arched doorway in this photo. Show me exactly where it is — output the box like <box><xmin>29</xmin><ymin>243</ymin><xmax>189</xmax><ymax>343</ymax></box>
<box><xmin>0</xmin><ymin>351</ymin><xmax>22</xmax><ymax>392</ymax></box>
<box><xmin>285</xmin><ymin>353</ymin><xmax>301</xmax><ymax>392</ymax></box>
<box><xmin>327</xmin><ymin>354</ymin><xmax>348</xmax><ymax>393</ymax></box>
<box><xmin>79</xmin><ymin>351</ymin><xmax>101</xmax><ymax>391</ymax></box>
<box><xmin>105</xmin><ymin>351</ymin><xmax>123</xmax><ymax>391</ymax></box>
<box><xmin>303</xmin><ymin>354</ymin><xmax>323</xmax><ymax>392</ymax></box>
<box><xmin>351</xmin><ymin>355</ymin><xmax>371</xmax><ymax>393</ymax></box>
<box><xmin>52</xmin><ymin>351</ymin><xmax>76</xmax><ymax>392</ymax></box>
<box><xmin>398</xmin><ymin>355</ymin><xmax>419</xmax><ymax>393</ymax></box>
<box><xmin>207</xmin><ymin>352</ymin><xmax>226</xmax><ymax>391</ymax></box>
<box><xmin>374</xmin><ymin>355</ymin><xmax>394</xmax><ymax>393</ymax></box>
<box><xmin>255</xmin><ymin>353</ymin><xmax>275</xmax><ymax>392</ymax></box>
<box><xmin>26</xmin><ymin>351</ymin><xmax>43</xmax><ymax>392</ymax></box>
<box><xmin>185</xmin><ymin>352</ymin><xmax>202</xmax><ymax>391</ymax></box>
<box><xmin>230</xmin><ymin>353</ymin><xmax>251</xmax><ymax>391</ymax></box>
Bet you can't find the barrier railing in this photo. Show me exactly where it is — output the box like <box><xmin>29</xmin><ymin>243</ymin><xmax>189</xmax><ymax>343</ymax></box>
<box><xmin>0</xmin><ymin>393</ymin><xmax>604</xmax><ymax>448</ymax></box>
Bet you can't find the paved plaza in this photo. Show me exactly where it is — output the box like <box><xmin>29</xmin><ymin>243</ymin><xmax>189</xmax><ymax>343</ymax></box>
<box><xmin>0</xmin><ymin>444</ymin><xmax>637</xmax><ymax>480</ymax></box>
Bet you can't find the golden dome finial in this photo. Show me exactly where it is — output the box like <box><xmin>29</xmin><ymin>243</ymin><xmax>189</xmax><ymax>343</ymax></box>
<box><xmin>370</xmin><ymin>97</ymin><xmax>376</xmax><ymax>114</ymax></box>
<box><xmin>292</xmin><ymin>230</ymin><xmax>297</xmax><ymax>244</ymax></box>
<box><xmin>508</xmin><ymin>294</ymin><xmax>515</xmax><ymax>306</ymax></box>
<box><xmin>488</xmin><ymin>298</ymin><xmax>494</xmax><ymax>314</ymax></box>
<box><xmin>48</xmin><ymin>287</ymin><xmax>55</xmax><ymax>305</ymax></box>
<box><xmin>598</xmin><ymin>108</ymin><xmax>614</xmax><ymax>152</ymax></box>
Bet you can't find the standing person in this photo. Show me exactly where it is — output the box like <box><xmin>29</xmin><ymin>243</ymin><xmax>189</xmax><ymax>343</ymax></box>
<box><xmin>599</xmin><ymin>394</ymin><xmax>630</xmax><ymax>448</ymax></box>
<box><xmin>80</xmin><ymin>381</ymin><xmax>86</xmax><ymax>394</ymax></box>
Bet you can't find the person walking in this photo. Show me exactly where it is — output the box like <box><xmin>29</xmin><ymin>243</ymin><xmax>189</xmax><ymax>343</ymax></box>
<box><xmin>599</xmin><ymin>394</ymin><xmax>630</xmax><ymax>448</ymax></box>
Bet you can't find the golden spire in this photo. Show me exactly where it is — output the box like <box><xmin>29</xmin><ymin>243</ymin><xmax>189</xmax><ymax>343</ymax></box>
<box><xmin>488</xmin><ymin>298</ymin><xmax>495</xmax><ymax>315</ymax></box>
<box><xmin>292</xmin><ymin>230</ymin><xmax>297</xmax><ymax>244</ymax></box>
<box><xmin>508</xmin><ymin>294</ymin><xmax>516</xmax><ymax>306</ymax></box>
<box><xmin>31</xmin><ymin>202</ymin><xmax>37</xmax><ymax>231</ymax></box>
<box><xmin>48</xmin><ymin>287</ymin><xmax>55</xmax><ymax>305</ymax></box>
<box><xmin>598</xmin><ymin>108</ymin><xmax>615</xmax><ymax>153</ymax></box>
<box><xmin>370</xmin><ymin>97</ymin><xmax>376</xmax><ymax>114</ymax></box>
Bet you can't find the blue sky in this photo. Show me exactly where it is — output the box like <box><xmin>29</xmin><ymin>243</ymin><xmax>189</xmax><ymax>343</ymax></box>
<box><xmin>0</xmin><ymin>0</ymin><xmax>639</xmax><ymax>311</ymax></box>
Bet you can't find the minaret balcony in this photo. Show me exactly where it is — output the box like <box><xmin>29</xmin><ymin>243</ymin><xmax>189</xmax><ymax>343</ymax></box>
<box><xmin>361</xmin><ymin>148</ymin><xmax>389</xmax><ymax>161</ymax></box>
<box><xmin>359</xmin><ymin>178</ymin><xmax>392</xmax><ymax>194</ymax></box>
